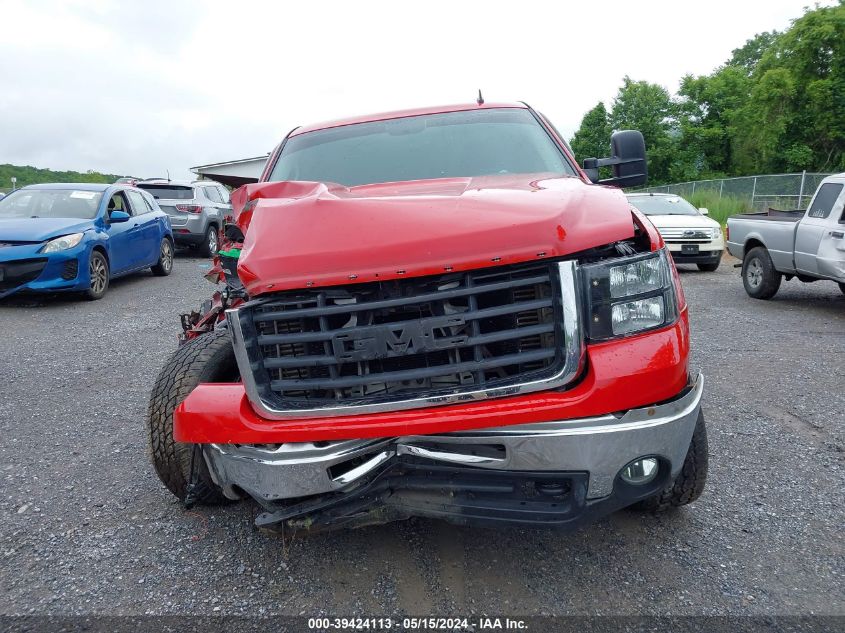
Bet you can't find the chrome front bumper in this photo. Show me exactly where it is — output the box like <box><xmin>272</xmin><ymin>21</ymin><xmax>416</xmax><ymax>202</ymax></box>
<box><xmin>204</xmin><ymin>373</ymin><xmax>703</xmax><ymax>502</ymax></box>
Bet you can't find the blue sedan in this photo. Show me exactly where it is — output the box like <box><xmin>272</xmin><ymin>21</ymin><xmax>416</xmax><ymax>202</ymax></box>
<box><xmin>0</xmin><ymin>183</ymin><xmax>175</xmax><ymax>300</ymax></box>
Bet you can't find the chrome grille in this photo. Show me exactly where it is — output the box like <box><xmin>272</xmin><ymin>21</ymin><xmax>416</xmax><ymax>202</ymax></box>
<box><xmin>658</xmin><ymin>227</ymin><xmax>713</xmax><ymax>241</ymax></box>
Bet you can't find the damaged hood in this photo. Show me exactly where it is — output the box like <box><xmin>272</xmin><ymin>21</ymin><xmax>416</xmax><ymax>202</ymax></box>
<box><xmin>234</xmin><ymin>174</ymin><xmax>636</xmax><ymax>295</ymax></box>
<box><xmin>0</xmin><ymin>217</ymin><xmax>94</xmax><ymax>243</ymax></box>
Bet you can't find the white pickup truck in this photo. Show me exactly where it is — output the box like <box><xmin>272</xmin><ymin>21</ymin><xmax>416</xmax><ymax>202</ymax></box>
<box><xmin>727</xmin><ymin>173</ymin><xmax>845</xmax><ymax>299</ymax></box>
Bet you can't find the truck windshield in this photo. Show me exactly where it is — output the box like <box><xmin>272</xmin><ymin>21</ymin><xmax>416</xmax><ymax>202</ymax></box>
<box><xmin>0</xmin><ymin>189</ymin><xmax>103</xmax><ymax>219</ymax></box>
<box><xmin>628</xmin><ymin>195</ymin><xmax>700</xmax><ymax>216</ymax></box>
<box><xmin>270</xmin><ymin>108</ymin><xmax>576</xmax><ymax>187</ymax></box>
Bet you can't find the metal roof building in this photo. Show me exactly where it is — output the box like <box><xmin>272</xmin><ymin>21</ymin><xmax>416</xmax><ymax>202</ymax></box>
<box><xmin>190</xmin><ymin>155</ymin><xmax>268</xmax><ymax>188</ymax></box>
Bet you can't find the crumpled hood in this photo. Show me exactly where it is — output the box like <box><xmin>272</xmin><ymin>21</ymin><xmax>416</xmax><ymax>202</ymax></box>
<box><xmin>0</xmin><ymin>217</ymin><xmax>93</xmax><ymax>242</ymax></box>
<box><xmin>234</xmin><ymin>173</ymin><xmax>636</xmax><ymax>295</ymax></box>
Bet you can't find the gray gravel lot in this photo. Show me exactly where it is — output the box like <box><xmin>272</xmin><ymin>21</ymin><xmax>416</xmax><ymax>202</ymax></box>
<box><xmin>1</xmin><ymin>253</ymin><xmax>843</xmax><ymax>617</ymax></box>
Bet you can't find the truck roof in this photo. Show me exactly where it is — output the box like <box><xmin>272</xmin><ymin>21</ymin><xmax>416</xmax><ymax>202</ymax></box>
<box><xmin>822</xmin><ymin>172</ymin><xmax>845</xmax><ymax>183</ymax></box>
<box><xmin>290</xmin><ymin>102</ymin><xmax>529</xmax><ymax>137</ymax></box>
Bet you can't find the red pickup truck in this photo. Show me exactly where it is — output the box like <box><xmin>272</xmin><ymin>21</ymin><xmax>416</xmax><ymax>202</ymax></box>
<box><xmin>147</xmin><ymin>102</ymin><xmax>707</xmax><ymax>531</ymax></box>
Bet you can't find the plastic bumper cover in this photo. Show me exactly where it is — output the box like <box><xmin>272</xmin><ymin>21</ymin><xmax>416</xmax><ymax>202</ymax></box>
<box><xmin>666</xmin><ymin>242</ymin><xmax>724</xmax><ymax>264</ymax></box>
<box><xmin>0</xmin><ymin>244</ymin><xmax>88</xmax><ymax>297</ymax></box>
<box><xmin>669</xmin><ymin>251</ymin><xmax>723</xmax><ymax>264</ymax></box>
<box><xmin>169</xmin><ymin>214</ymin><xmax>209</xmax><ymax>243</ymax></box>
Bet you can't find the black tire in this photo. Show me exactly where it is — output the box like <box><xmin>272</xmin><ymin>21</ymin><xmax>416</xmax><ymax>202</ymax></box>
<box><xmin>634</xmin><ymin>410</ymin><xmax>709</xmax><ymax>511</ymax></box>
<box><xmin>742</xmin><ymin>246</ymin><xmax>781</xmax><ymax>299</ymax></box>
<box><xmin>151</xmin><ymin>237</ymin><xmax>174</xmax><ymax>276</ymax></box>
<box><xmin>147</xmin><ymin>329</ymin><xmax>238</xmax><ymax>504</ymax></box>
<box><xmin>697</xmin><ymin>259</ymin><xmax>721</xmax><ymax>272</ymax></box>
<box><xmin>84</xmin><ymin>250</ymin><xmax>109</xmax><ymax>300</ymax></box>
<box><xmin>199</xmin><ymin>225</ymin><xmax>218</xmax><ymax>258</ymax></box>
<box><xmin>839</xmin><ymin>282</ymin><xmax>845</xmax><ymax>295</ymax></box>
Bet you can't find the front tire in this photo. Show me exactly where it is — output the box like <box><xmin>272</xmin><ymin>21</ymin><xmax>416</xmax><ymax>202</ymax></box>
<box><xmin>742</xmin><ymin>246</ymin><xmax>781</xmax><ymax>299</ymax></box>
<box><xmin>147</xmin><ymin>330</ymin><xmax>238</xmax><ymax>504</ymax></box>
<box><xmin>839</xmin><ymin>282</ymin><xmax>845</xmax><ymax>295</ymax></box>
<box><xmin>151</xmin><ymin>237</ymin><xmax>174</xmax><ymax>276</ymax></box>
<box><xmin>635</xmin><ymin>410</ymin><xmax>709</xmax><ymax>511</ymax></box>
<box><xmin>84</xmin><ymin>250</ymin><xmax>109</xmax><ymax>300</ymax></box>
<box><xmin>199</xmin><ymin>225</ymin><xmax>218</xmax><ymax>258</ymax></box>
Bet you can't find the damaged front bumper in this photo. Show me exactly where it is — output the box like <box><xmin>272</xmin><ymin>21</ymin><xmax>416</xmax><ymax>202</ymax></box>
<box><xmin>203</xmin><ymin>373</ymin><xmax>703</xmax><ymax>530</ymax></box>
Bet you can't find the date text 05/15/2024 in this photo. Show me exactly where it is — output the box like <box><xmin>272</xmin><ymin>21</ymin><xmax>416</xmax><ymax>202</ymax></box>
<box><xmin>307</xmin><ymin>617</ymin><xmax>528</xmax><ymax>630</ymax></box>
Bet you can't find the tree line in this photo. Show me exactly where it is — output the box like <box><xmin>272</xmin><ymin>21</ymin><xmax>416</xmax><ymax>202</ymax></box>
<box><xmin>569</xmin><ymin>1</ymin><xmax>844</xmax><ymax>185</ymax></box>
<box><xmin>0</xmin><ymin>164</ymin><xmax>122</xmax><ymax>190</ymax></box>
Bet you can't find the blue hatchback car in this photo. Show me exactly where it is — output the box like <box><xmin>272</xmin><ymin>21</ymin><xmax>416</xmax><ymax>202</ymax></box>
<box><xmin>0</xmin><ymin>183</ymin><xmax>175</xmax><ymax>300</ymax></box>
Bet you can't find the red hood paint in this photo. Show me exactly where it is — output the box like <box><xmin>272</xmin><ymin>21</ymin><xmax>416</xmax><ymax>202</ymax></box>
<box><xmin>232</xmin><ymin>173</ymin><xmax>636</xmax><ymax>296</ymax></box>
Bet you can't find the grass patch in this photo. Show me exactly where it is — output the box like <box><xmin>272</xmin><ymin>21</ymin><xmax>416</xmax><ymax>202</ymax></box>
<box><xmin>687</xmin><ymin>191</ymin><xmax>748</xmax><ymax>226</ymax></box>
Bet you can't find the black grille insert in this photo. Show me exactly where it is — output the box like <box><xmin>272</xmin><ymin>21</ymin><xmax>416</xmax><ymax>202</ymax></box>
<box><xmin>239</xmin><ymin>262</ymin><xmax>565</xmax><ymax>410</ymax></box>
<box><xmin>0</xmin><ymin>258</ymin><xmax>48</xmax><ymax>293</ymax></box>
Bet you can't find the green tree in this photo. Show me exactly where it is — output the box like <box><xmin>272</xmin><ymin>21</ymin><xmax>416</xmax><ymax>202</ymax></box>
<box><xmin>570</xmin><ymin>102</ymin><xmax>610</xmax><ymax>164</ymax></box>
<box><xmin>733</xmin><ymin>67</ymin><xmax>797</xmax><ymax>172</ymax></box>
<box><xmin>664</xmin><ymin>2</ymin><xmax>844</xmax><ymax>180</ymax></box>
<box><xmin>609</xmin><ymin>77</ymin><xmax>676</xmax><ymax>184</ymax></box>
<box><xmin>731</xmin><ymin>2</ymin><xmax>845</xmax><ymax>172</ymax></box>
<box><xmin>0</xmin><ymin>164</ymin><xmax>124</xmax><ymax>191</ymax></box>
<box><xmin>676</xmin><ymin>66</ymin><xmax>751</xmax><ymax>177</ymax></box>
<box><xmin>727</xmin><ymin>31</ymin><xmax>780</xmax><ymax>75</ymax></box>
<box><xmin>765</xmin><ymin>1</ymin><xmax>845</xmax><ymax>171</ymax></box>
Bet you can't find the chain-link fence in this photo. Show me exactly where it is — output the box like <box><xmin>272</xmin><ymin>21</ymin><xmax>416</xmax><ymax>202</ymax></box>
<box><xmin>641</xmin><ymin>172</ymin><xmax>834</xmax><ymax>211</ymax></box>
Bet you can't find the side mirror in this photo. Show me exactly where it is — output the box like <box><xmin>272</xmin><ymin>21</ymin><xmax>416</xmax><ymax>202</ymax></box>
<box><xmin>109</xmin><ymin>210</ymin><xmax>130</xmax><ymax>223</ymax></box>
<box><xmin>582</xmin><ymin>130</ymin><xmax>648</xmax><ymax>188</ymax></box>
<box><xmin>699</xmin><ymin>208</ymin><xmax>709</xmax><ymax>215</ymax></box>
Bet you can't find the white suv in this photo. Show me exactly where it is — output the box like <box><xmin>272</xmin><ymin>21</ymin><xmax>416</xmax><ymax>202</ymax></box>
<box><xmin>627</xmin><ymin>193</ymin><xmax>725</xmax><ymax>271</ymax></box>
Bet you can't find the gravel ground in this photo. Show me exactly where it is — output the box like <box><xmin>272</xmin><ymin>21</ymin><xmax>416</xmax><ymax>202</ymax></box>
<box><xmin>0</xmin><ymin>252</ymin><xmax>843</xmax><ymax>618</ymax></box>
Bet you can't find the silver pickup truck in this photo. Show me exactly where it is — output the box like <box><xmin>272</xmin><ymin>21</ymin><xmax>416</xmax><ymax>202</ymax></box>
<box><xmin>727</xmin><ymin>173</ymin><xmax>845</xmax><ymax>299</ymax></box>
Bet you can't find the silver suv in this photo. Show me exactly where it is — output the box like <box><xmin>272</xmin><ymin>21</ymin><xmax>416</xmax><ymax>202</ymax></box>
<box><xmin>136</xmin><ymin>179</ymin><xmax>231</xmax><ymax>256</ymax></box>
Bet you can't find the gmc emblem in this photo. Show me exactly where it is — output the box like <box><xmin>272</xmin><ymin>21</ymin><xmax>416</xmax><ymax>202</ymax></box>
<box><xmin>332</xmin><ymin>316</ymin><xmax>467</xmax><ymax>362</ymax></box>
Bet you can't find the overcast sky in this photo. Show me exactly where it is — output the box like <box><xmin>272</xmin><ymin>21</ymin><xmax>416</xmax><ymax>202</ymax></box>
<box><xmin>0</xmin><ymin>0</ymin><xmax>827</xmax><ymax>180</ymax></box>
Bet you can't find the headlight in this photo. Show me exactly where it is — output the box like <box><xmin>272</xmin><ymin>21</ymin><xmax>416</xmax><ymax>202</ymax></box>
<box><xmin>40</xmin><ymin>233</ymin><xmax>84</xmax><ymax>253</ymax></box>
<box><xmin>611</xmin><ymin>296</ymin><xmax>665</xmax><ymax>335</ymax></box>
<box><xmin>583</xmin><ymin>250</ymin><xmax>677</xmax><ymax>340</ymax></box>
<box><xmin>711</xmin><ymin>227</ymin><xmax>722</xmax><ymax>239</ymax></box>
<box><xmin>608</xmin><ymin>256</ymin><xmax>663</xmax><ymax>298</ymax></box>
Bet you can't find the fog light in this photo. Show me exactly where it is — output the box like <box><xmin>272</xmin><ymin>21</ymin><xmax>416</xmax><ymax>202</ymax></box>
<box><xmin>619</xmin><ymin>457</ymin><xmax>659</xmax><ymax>485</ymax></box>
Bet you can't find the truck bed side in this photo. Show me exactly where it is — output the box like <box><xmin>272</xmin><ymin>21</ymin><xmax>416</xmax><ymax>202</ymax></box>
<box><xmin>726</xmin><ymin>213</ymin><xmax>802</xmax><ymax>274</ymax></box>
